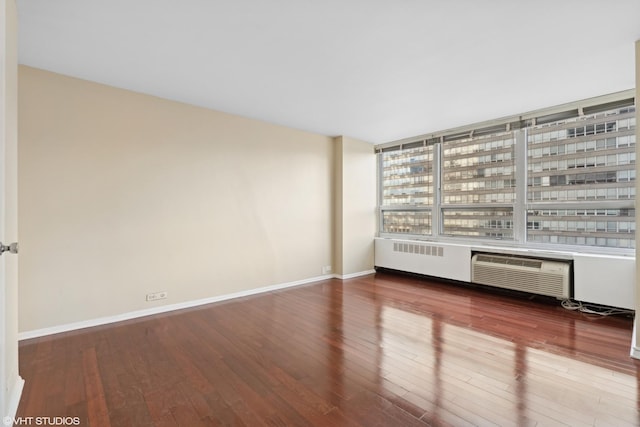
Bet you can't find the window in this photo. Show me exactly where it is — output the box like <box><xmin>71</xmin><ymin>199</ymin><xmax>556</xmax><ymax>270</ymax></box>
<box><xmin>527</xmin><ymin>106</ymin><xmax>636</xmax><ymax>248</ymax></box>
<box><xmin>442</xmin><ymin>208</ymin><xmax>513</xmax><ymax>239</ymax></box>
<box><xmin>441</xmin><ymin>132</ymin><xmax>515</xmax><ymax>239</ymax></box>
<box><xmin>377</xmin><ymin>94</ymin><xmax>636</xmax><ymax>251</ymax></box>
<box><xmin>381</xmin><ymin>145</ymin><xmax>433</xmax><ymax>206</ymax></box>
<box><xmin>380</xmin><ymin>143</ymin><xmax>434</xmax><ymax>235</ymax></box>
<box><xmin>382</xmin><ymin>211</ymin><xmax>431</xmax><ymax>235</ymax></box>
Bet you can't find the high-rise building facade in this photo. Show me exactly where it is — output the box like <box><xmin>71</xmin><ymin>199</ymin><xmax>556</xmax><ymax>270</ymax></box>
<box><xmin>378</xmin><ymin>97</ymin><xmax>635</xmax><ymax>250</ymax></box>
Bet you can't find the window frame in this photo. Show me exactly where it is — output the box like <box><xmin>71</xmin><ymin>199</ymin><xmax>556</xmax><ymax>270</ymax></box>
<box><xmin>376</xmin><ymin>91</ymin><xmax>636</xmax><ymax>255</ymax></box>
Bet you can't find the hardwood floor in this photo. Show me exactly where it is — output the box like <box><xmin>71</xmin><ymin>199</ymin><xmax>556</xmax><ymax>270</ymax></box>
<box><xmin>15</xmin><ymin>271</ymin><xmax>640</xmax><ymax>426</ymax></box>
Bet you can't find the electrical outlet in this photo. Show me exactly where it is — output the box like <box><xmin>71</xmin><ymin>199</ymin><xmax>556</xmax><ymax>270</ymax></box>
<box><xmin>322</xmin><ymin>265</ymin><xmax>332</xmax><ymax>275</ymax></box>
<box><xmin>146</xmin><ymin>291</ymin><xmax>168</xmax><ymax>302</ymax></box>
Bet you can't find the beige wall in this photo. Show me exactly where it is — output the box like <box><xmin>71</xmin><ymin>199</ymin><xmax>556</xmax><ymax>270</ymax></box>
<box><xmin>18</xmin><ymin>66</ymin><xmax>346</xmax><ymax>332</ymax></box>
<box><xmin>1</xmin><ymin>0</ymin><xmax>21</xmax><ymax>417</ymax></box>
<box><xmin>333</xmin><ymin>136</ymin><xmax>376</xmax><ymax>276</ymax></box>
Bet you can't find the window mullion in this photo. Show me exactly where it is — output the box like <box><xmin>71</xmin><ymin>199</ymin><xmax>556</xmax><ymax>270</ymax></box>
<box><xmin>433</xmin><ymin>141</ymin><xmax>442</xmax><ymax>238</ymax></box>
<box><xmin>377</xmin><ymin>152</ymin><xmax>384</xmax><ymax>236</ymax></box>
<box><xmin>514</xmin><ymin>129</ymin><xmax>528</xmax><ymax>243</ymax></box>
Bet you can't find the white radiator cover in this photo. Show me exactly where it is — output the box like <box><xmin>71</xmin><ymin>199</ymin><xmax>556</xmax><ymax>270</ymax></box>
<box><xmin>573</xmin><ymin>254</ymin><xmax>635</xmax><ymax>309</ymax></box>
<box><xmin>374</xmin><ymin>237</ymin><xmax>633</xmax><ymax>308</ymax></box>
<box><xmin>374</xmin><ymin>238</ymin><xmax>471</xmax><ymax>282</ymax></box>
<box><xmin>471</xmin><ymin>254</ymin><xmax>570</xmax><ymax>299</ymax></box>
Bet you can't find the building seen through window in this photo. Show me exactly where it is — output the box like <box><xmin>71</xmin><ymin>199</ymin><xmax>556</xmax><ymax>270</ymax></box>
<box><xmin>377</xmin><ymin>99</ymin><xmax>636</xmax><ymax>250</ymax></box>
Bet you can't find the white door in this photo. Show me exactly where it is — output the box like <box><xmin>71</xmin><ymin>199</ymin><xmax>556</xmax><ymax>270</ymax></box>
<box><xmin>1</xmin><ymin>0</ymin><xmax>21</xmax><ymax>419</ymax></box>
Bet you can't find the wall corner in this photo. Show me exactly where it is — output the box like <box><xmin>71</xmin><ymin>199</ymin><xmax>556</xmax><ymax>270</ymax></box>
<box><xmin>333</xmin><ymin>136</ymin><xmax>376</xmax><ymax>278</ymax></box>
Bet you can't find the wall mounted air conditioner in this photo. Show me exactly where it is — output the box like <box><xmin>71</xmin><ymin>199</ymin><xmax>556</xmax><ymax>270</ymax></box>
<box><xmin>471</xmin><ymin>253</ymin><xmax>571</xmax><ymax>299</ymax></box>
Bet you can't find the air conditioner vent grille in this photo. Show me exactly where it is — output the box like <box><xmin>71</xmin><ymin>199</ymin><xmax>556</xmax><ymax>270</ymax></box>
<box><xmin>475</xmin><ymin>254</ymin><xmax>542</xmax><ymax>269</ymax></box>
<box><xmin>472</xmin><ymin>254</ymin><xmax>570</xmax><ymax>299</ymax></box>
<box><xmin>393</xmin><ymin>242</ymin><xmax>444</xmax><ymax>257</ymax></box>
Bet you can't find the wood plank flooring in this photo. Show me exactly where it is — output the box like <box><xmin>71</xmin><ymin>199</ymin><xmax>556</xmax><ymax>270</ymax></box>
<box><xmin>15</xmin><ymin>271</ymin><xmax>640</xmax><ymax>426</ymax></box>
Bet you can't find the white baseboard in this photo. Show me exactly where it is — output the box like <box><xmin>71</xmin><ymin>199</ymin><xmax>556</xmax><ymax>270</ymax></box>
<box><xmin>334</xmin><ymin>269</ymin><xmax>376</xmax><ymax>280</ymax></box>
<box><xmin>5</xmin><ymin>376</ymin><xmax>24</xmax><ymax>421</ymax></box>
<box><xmin>19</xmin><ymin>274</ymin><xmax>336</xmax><ymax>340</ymax></box>
<box><xmin>631</xmin><ymin>321</ymin><xmax>640</xmax><ymax>359</ymax></box>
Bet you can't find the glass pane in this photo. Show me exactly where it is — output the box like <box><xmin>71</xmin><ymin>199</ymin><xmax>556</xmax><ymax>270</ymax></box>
<box><xmin>442</xmin><ymin>208</ymin><xmax>513</xmax><ymax>239</ymax></box>
<box><xmin>381</xmin><ymin>146</ymin><xmax>434</xmax><ymax>206</ymax></box>
<box><xmin>382</xmin><ymin>211</ymin><xmax>431</xmax><ymax>235</ymax></box>
<box><xmin>527</xmin><ymin>208</ymin><xmax>635</xmax><ymax>249</ymax></box>
<box><xmin>442</xmin><ymin>133</ymin><xmax>515</xmax><ymax>204</ymax></box>
<box><xmin>527</xmin><ymin>106</ymin><xmax>636</xmax><ymax>203</ymax></box>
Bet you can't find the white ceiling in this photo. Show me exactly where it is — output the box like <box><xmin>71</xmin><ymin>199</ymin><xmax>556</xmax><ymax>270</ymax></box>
<box><xmin>16</xmin><ymin>0</ymin><xmax>640</xmax><ymax>144</ymax></box>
